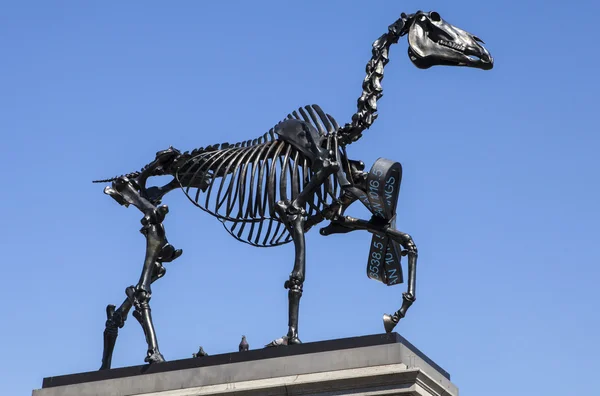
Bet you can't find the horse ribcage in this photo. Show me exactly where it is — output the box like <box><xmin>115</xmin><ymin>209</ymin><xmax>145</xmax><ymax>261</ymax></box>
<box><xmin>176</xmin><ymin>139</ymin><xmax>339</xmax><ymax>247</ymax></box>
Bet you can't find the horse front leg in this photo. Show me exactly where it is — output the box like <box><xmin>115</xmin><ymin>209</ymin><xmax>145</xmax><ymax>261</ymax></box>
<box><xmin>266</xmin><ymin>157</ymin><xmax>340</xmax><ymax>347</ymax></box>
<box><xmin>382</xmin><ymin>229</ymin><xmax>417</xmax><ymax>332</ymax></box>
<box><xmin>320</xmin><ymin>216</ymin><xmax>418</xmax><ymax>333</ymax></box>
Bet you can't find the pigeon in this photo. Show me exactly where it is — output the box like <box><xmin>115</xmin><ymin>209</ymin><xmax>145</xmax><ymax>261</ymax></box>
<box><xmin>264</xmin><ymin>336</ymin><xmax>288</xmax><ymax>348</ymax></box>
<box><xmin>239</xmin><ymin>335</ymin><xmax>249</xmax><ymax>352</ymax></box>
<box><xmin>192</xmin><ymin>346</ymin><xmax>208</xmax><ymax>358</ymax></box>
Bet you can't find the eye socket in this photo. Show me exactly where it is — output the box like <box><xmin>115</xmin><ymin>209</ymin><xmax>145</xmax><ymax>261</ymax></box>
<box><xmin>430</xmin><ymin>12</ymin><xmax>441</xmax><ymax>22</ymax></box>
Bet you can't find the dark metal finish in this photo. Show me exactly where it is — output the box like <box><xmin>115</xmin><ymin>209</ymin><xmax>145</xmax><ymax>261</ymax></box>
<box><xmin>93</xmin><ymin>10</ymin><xmax>493</xmax><ymax>369</ymax></box>
<box><xmin>407</xmin><ymin>11</ymin><xmax>493</xmax><ymax>70</ymax></box>
<box><xmin>337</xmin><ymin>11</ymin><xmax>493</xmax><ymax>146</ymax></box>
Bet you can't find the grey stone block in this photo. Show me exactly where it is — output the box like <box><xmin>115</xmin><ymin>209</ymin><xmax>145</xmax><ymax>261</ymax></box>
<box><xmin>33</xmin><ymin>333</ymin><xmax>458</xmax><ymax>396</ymax></box>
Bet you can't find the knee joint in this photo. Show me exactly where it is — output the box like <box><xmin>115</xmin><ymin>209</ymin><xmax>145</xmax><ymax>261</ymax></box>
<box><xmin>141</xmin><ymin>205</ymin><xmax>169</xmax><ymax>226</ymax></box>
<box><xmin>400</xmin><ymin>234</ymin><xmax>418</xmax><ymax>255</ymax></box>
<box><xmin>406</xmin><ymin>241</ymin><xmax>418</xmax><ymax>255</ymax></box>
<box><xmin>284</xmin><ymin>275</ymin><xmax>304</xmax><ymax>293</ymax></box>
<box><xmin>126</xmin><ymin>286</ymin><xmax>151</xmax><ymax>309</ymax></box>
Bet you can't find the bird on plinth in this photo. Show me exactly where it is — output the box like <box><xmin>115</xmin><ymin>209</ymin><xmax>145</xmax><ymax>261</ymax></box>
<box><xmin>264</xmin><ymin>336</ymin><xmax>288</xmax><ymax>348</ymax></box>
<box><xmin>239</xmin><ymin>335</ymin><xmax>249</xmax><ymax>352</ymax></box>
<box><xmin>192</xmin><ymin>346</ymin><xmax>208</xmax><ymax>358</ymax></box>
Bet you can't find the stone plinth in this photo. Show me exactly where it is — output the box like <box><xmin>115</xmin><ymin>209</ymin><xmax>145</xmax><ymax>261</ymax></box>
<box><xmin>34</xmin><ymin>333</ymin><xmax>457</xmax><ymax>396</ymax></box>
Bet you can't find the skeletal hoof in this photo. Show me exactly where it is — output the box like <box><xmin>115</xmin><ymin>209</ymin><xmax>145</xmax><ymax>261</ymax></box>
<box><xmin>288</xmin><ymin>336</ymin><xmax>302</xmax><ymax>345</ymax></box>
<box><xmin>383</xmin><ymin>314</ymin><xmax>399</xmax><ymax>333</ymax></box>
<box><xmin>145</xmin><ymin>351</ymin><xmax>165</xmax><ymax>364</ymax></box>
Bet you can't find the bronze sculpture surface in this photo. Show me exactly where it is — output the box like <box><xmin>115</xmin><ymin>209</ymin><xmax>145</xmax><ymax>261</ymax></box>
<box><xmin>93</xmin><ymin>10</ymin><xmax>493</xmax><ymax>370</ymax></box>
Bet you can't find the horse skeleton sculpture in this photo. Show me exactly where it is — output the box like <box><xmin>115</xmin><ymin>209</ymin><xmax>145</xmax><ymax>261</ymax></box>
<box><xmin>94</xmin><ymin>11</ymin><xmax>493</xmax><ymax>369</ymax></box>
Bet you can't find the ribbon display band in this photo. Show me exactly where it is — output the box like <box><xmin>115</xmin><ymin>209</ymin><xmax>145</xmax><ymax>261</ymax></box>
<box><xmin>362</xmin><ymin>158</ymin><xmax>404</xmax><ymax>286</ymax></box>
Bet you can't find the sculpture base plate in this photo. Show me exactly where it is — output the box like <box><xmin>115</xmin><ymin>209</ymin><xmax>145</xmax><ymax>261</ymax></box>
<box><xmin>34</xmin><ymin>333</ymin><xmax>457</xmax><ymax>396</ymax></box>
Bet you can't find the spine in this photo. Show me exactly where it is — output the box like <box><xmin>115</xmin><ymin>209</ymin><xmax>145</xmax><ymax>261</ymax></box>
<box><xmin>338</xmin><ymin>14</ymin><xmax>412</xmax><ymax>146</ymax></box>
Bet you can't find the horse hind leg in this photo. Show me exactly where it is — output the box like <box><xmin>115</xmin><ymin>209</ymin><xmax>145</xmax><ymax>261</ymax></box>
<box><xmin>100</xmin><ymin>176</ymin><xmax>182</xmax><ymax>369</ymax></box>
<box><xmin>130</xmin><ymin>214</ymin><xmax>174</xmax><ymax>365</ymax></box>
<box><xmin>278</xmin><ymin>202</ymin><xmax>306</xmax><ymax>345</ymax></box>
<box><xmin>101</xmin><ymin>300</ymin><xmax>129</xmax><ymax>370</ymax></box>
<box><xmin>101</xmin><ymin>245</ymin><xmax>178</xmax><ymax>370</ymax></box>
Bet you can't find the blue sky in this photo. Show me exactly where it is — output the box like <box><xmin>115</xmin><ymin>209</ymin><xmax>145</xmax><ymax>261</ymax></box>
<box><xmin>2</xmin><ymin>1</ymin><xmax>598</xmax><ymax>395</ymax></box>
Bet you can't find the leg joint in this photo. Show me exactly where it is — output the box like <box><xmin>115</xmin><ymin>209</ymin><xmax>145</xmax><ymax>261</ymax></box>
<box><xmin>284</xmin><ymin>275</ymin><xmax>304</xmax><ymax>292</ymax></box>
<box><xmin>141</xmin><ymin>205</ymin><xmax>169</xmax><ymax>226</ymax></box>
<box><xmin>275</xmin><ymin>200</ymin><xmax>306</xmax><ymax>225</ymax></box>
<box><xmin>126</xmin><ymin>286</ymin><xmax>151</xmax><ymax>310</ymax></box>
<box><xmin>105</xmin><ymin>304</ymin><xmax>126</xmax><ymax>330</ymax></box>
<box><xmin>103</xmin><ymin>178</ymin><xmax>136</xmax><ymax>207</ymax></box>
<box><xmin>399</xmin><ymin>233</ymin><xmax>418</xmax><ymax>255</ymax></box>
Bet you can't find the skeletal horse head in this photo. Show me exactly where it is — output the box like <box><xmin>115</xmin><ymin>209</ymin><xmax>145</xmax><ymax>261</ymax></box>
<box><xmin>339</xmin><ymin>10</ymin><xmax>493</xmax><ymax>145</ymax></box>
<box><xmin>406</xmin><ymin>10</ymin><xmax>493</xmax><ymax>70</ymax></box>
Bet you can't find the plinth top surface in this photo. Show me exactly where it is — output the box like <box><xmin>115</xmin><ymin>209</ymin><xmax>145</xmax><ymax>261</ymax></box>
<box><xmin>42</xmin><ymin>332</ymin><xmax>450</xmax><ymax>389</ymax></box>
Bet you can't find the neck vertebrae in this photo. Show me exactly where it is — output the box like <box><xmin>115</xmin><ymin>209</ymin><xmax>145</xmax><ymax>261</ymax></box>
<box><xmin>338</xmin><ymin>13</ymin><xmax>413</xmax><ymax>146</ymax></box>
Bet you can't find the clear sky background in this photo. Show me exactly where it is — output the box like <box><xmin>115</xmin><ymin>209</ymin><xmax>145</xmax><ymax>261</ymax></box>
<box><xmin>2</xmin><ymin>1</ymin><xmax>598</xmax><ymax>395</ymax></box>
